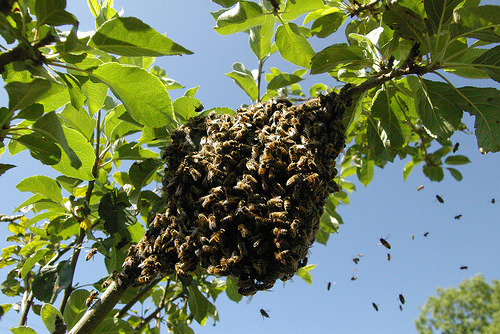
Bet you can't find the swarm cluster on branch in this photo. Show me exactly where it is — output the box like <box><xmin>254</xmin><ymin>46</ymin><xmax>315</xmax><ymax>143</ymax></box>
<box><xmin>122</xmin><ymin>91</ymin><xmax>349</xmax><ymax>295</ymax></box>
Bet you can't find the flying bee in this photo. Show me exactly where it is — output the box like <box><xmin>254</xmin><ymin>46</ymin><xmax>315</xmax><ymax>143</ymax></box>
<box><xmin>353</xmin><ymin>257</ymin><xmax>360</xmax><ymax>264</ymax></box>
<box><xmin>411</xmin><ymin>234</ymin><xmax>415</xmax><ymax>240</ymax></box>
<box><xmin>85</xmin><ymin>248</ymin><xmax>98</xmax><ymax>261</ymax></box>
<box><xmin>86</xmin><ymin>290</ymin><xmax>99</xmax><ymax>307</ymax></box>
<box><xmin>424</xmin><ymin>232</ymin><xmax>429</xmax><ymax>237</ymax></box>
<box><xmin>387</xmin><ymin>253</ymin><xmax>391</xmax><ymax>261</ymax></box>
<box><xmin>436</xmin><ymin>195</ymin><xmax>444</xmax><ymax>203</ymax></box>
<box><xmin>417</xmin><ymin>185</ymin><xmax>424</xmax><ymax>191</ymax></box>
<box><xmin>460</xmin><ymin>266</ymin><xmax>468</xmax><ymax>270</ymax></box>
<box><xmin>326</xmin><ymin>281</ymin><xmax>336</xmax><ymax>291</ymax></box>
<box><xmin>454</xmin><ymin>214</ymin><xmax>462</xmax><ymax>220</ymax></box>
<box><xmin>260</xmin><ymin>309</ymin><xmax>270</xmax><ymax>319</ymax></box>
<box><xmin>351</xmin><ymin>276</ymin><xmax>357</xmax><ymax>281</ymax></box>
<box><xmin>399</xmin><ymin>305</ymin><xmax>403</xmax><ymax>311</ymax></box>
<box><xmin>492</xmin><ymin>198</ymin><xmax>496</xmax><ymax>204</ymax></box>
<box><xmin>453</xmin><ymin>142</ymin><xmax>459</xmax><ymax>153</ymax></box>
<box><xmin>399</xmin><ymin>294</ymin><xmax>405</xmax><ymax>304</ymax></box>
<box><xmin>379</xmin><ymin>237</ymin><xmax>391</xmax><ymax>249</ymax></box>
<box><xmin>372</xmin><ymin>303</ymin><xmax>379</xmax><ymax>312</ymax></box>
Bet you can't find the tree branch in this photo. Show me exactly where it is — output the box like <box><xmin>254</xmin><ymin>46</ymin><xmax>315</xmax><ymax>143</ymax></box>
<box><xmin>114</xmin><ymin>276</ymin><xmax>164</xmax><ymax>319</ymax></box>
<box><xmin>18</xmin><ymin>291</ymin><xmax>33</xmax><ymax>326</ymax></box>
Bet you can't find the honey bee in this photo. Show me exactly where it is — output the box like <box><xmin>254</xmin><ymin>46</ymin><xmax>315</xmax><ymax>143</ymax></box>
<box><xmin>305</xmin><ymin>173</ymin><xmax>320</xmax><ymax>186</ymax></box>
<box><xmin>85</xmin><ymin>248</ymin><xmax>97</xmax><ymax>261</ymax></box>
<box><xmin>86</xmin><ymin>290</ymin><xmax>99</xmax><ymax>307</ymax></box>
<box><xmin>351</xmin><ymin>276</ymin><xmax>357</xmax><ymax>281</ymax></box>
<box><xmin>312</xmin><ymin>122</ymin><xmax>322</xmax><ymax>136</ymax></box>
<box><xmin>254</xmin><ymin>259</ymin><xmax>267</xmax><ymax>275</ymax></box>
<box><xmin>454</xmin><ymin>214</ymin><xmax>462</xmax><ymax>220</ymax></box>
<box><xmin>275</xmin><ymin>250</ymin><xmax>291</xmax><ymax>264</ymax></box>
<box><xmin>387</xmin><ymin>253</ymin><xmax>391</xmax><ymax>261</ymax></box>
<box><xmin>460</xmin><ymin>266</ymin><xmax>468</xmax><ymax>270</ymax></box>
<box><xmin>286</xmin><ymin>175</ymin><xmax>302</xmax><ymax>187</ymax></box>
<box><xmin>399</xmin><ymin>305</ymin><xmax>403</xmax><ymax>311</ymax></box>
<box><xmin>327</xmin><ymin>281</ymin><xmax>332</xmax><ymax>290</ymax></box>
<box><xmin>353</xmin><ymin>257</ymin><xmax>360</xmax><ymax>264</ymax></box>
<box><xmin>379</xmin><ymin>237</ymin><xmax>391</xmax><ymax>249</ymax></box>
<box><xmin>273</xmin><ymin>183</ymin><xmax>286</xmax><ymax>195</ymax></box>
<box><xmin>194</xmin><ymin>104</ymin><xmax>204</xmax><ymax>112</ymax></box>
<box><xmin>189</xmin><ymin>167</ymin><xmax>202</xmax><ymax>181</ymax></box>
<box><xmin>325</xmin><ymin>143</ymin><xmax>335</xmax><ymax>157</ymax></box>
<box><xmin>436</xmin><ymin>195</ymin><xmax>444</xmax><ymax>203</ymax></box>
<box><xmin>492</xmin><ymin>198</ymin><xmax>496</xmax><ymax>204</ymax></box>
<box><xmin>221</xmin><ymin>214</ymin><xmax>233</xmax><ymax>225</ymax></box>
<box><xmin>423</xmin><ymin>232</ymin><xmax>429</xmax><ymax>237</ymax></box>
<box><xmin>208</xmin><ymin>214</ymin><xmax>217</xmax><ymax>230</ymax></box>
<box><xmin>272</xmin><ymin>227</ymin><xmax>288</xmax><ymax>237</ymax></box>
<box><xmin>238</xmin><ymin>241</ymin><xmax>248</xmax><ymax>256</ymax></box>
<box><xmin>411</xmin><ymin>234</ymin><xmax>415</xmax><ymax>240</ymax></box>
<box><xmin>260</xmin><ymin>309</ymin><xmax>270</xmax><ymax>319</ymax></box>
<box><xmin>258</xmin><ymin>163</ymin><xmax>266</xmax><ymax>176</ymax></box>
<box><xmin>210</xmin><ymin>229</ymin><xmax>224</xmax><ymax>244</ymax></box>
<box><xmin>453</xmin><ymin>142</ymin><xmax>459</xmax><ymax>153</ymax></box>
<box><xmin>267</xmin><ymin>196</ymin><xmax>283</xmax><ymax>209</ymax></box>
<box><xmin>284</xmin><ymin>197</ymin><xmax>292</xmax><ymax>212</ymax></box>
<box><xmin>238</xmin><ymin>224</ymin><xmax>250</xmax><ymax>238</ymax></box>
<box><xmin>417</xmin><ymin>185</ymin><xmax>424</xmax><ymax>191</ymax></box>
<box><xmin>399</xmin><ymin>294</ymin><xmax>405</xmax><ymax>304</ymax></box>
<box><xmin>372</xmin><ymin>303</ymin><xmax>379</xmax><ymax>312</ymax></box>
<box><xmin>270</xmin><ymin>211</ymin><xmax>287</xmax><ymax>220</ymax></box>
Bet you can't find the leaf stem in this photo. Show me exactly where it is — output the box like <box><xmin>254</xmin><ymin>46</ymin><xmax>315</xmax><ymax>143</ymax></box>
<box><xmin>134</xmin><ymin>280</ymin><xmax>171</xmax><ymax>332</ymax></box>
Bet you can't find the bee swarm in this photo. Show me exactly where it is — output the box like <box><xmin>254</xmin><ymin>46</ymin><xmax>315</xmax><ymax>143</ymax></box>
<box><xmin>123</xmin><ymin>92</ymin><xmax>348</xmax><ymax>295</ymax></box>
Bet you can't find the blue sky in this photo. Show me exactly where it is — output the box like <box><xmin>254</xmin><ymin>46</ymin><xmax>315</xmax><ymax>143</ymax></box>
<box><xmin>0</xmin><ymin>1</ymin><xmax>499</xmax><ymax>333</ymax></box>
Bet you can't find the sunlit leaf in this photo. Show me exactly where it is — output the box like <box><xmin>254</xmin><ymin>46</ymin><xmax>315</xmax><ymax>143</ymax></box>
<box><xmin>59</xmin><ymin>104</ymin><xmax>97</xmax><ymax>141</ymax></box>
<box><xmin>310</xmin><ymin>44</ymin><xmax>367</xmax><ymax>74</ymax></box>
<box><xmin>225</xmin><ymin>62</ymin><xmax>258</xmax><ymax>101</ymax></box>
<box><xmin>89</xmin><ymin>63</ymin><xmax>173</xmax><ymax>128</ymax></box>
<box><xmin>297</xmin><ymin>264</ymin><xmax>317</xmax><ymax>285</ymax></box>
<box><xmin>214</xmin><ymin>1</ymin><xmax>266</xmax><ymax>35</ymax></box>
<box><xmin>34</xmin><ymin>0</ymin><xmax>76</xmax><ymax>26</ymax></box>
<box><xmin>5</xmin><ymin>79</ymin><xmax>52</xmax><ymax>112</ymax></box>
<box><xmin>249</xmin><ymin>15</ymin><xmax>275</xmax><ymax>61</ymax></box>
<box><xmin>187</xmin><ymin>285</ymin><xmax>209</xmax><ymax>324</ymax></box>
<box><xmin>0</xmin><ymin>163</ymin><xmax>15</xmax><ymax>177</ymax></box>
<box><xmin>41</xmin><ymin>303</ymin><xmax>64</xmax><ymax>334</ymax></box>
<box><xmin>276</xmin><ymin>23</ymin><xmax>315</xmax><ymax>69</ymax></box>
<box><xmin>63</xmin><ymin>289</ymin><xmax>90</xmax><ymax>330</ymax></box>
<box><xmin>9</xmin><ymin>326</ymin><xmax>38</xmax><ymax>334</ymax></box>
<box><xmin>383</xmin><ymin>3</ymin><xmax>426</xmax><ymax>41</ymax></box>
<box><xmin>424</xmin><ymin>0</ymin><xmax>462</xmax><ymax>33</ymax></box>
<box><xmin>16</xmin><ymin>175</ymin><xmax>62</xmax><ymax>203</ymax></box>
<box><xmin>282</xmin><ymin>0</ymin><xmax>327</xmax><ymax>21</ymax></box>
<box><xmin>94</xmin><ymin>318</ymin><xmax>134</xmax><ymax>333</ymax></box>
<box><xmin>90</xmin><ymin>17</ymin><xmax>193</xmax><ymax>56</ymax></box>
<box><xmin>225</xmin><ymin>277</ymin><xmax>242</xmax><ymax>303</ymax></box>
<box><xmin>311</xmin><ymin>11</ymin><xmax>346</xmax><ymax>38</ymax></box>
<box><xmin>472</xmin><ymin>45</ymin><xmax>500</xmax><ymax>83</ymax></box>
<box><xmin>267</xmin><ymin>73</ymin><xmax>303</xmax><ymax>90</ymax></box>
<box><xmin>21</xmin><ymin>249</ymin><xmax>51</xmax><ymax>279</ymax></box>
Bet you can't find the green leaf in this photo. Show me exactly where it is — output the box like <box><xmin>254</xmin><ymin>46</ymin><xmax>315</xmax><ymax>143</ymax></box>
<box><xmin>457</xmin><ymin>86</ymin><xmax>500</xmax><ymax>153</ymax></box>
<box><xmin>356</xmin><ymin>159</ymin><xmax>375</xmax><ymax>186</ymax></box>
<box><xmin>5</xmin><ymin>79</ymin><xmax>52</xmax><ymax>112</ymax></box>
<box><xmin>34</xmin><ymin>0</ymin><xmax>76</xmax><ymax>26</ymax></box>
<box><xmin>113</xmin><ymin>142</ymin><xmax>158</xmax><ymax>162</ymax></box>
<box><xmin>424</xmin><ymin>0</ymin><xmax>462</xmax><ymax>33</ymax></box>
<box><xmin>423</xmin><ymin>164</ymin><xmax>444</xmax><ymax>181</ymax></box>
<box><xmin>267</xmin><ymin>73</ymin><xmax>303</xmax><ymax>90</ymax></box>
<box><xmin>90</xmin><ymin>17</ymin><xmax>193</xmax><ymax>57</ymax></box>
<box><xmin>214</xmin><ymin>1</ymin><xmax>266</xmax><ymax>35</ymax></box>
<box><xmin>94</xmin><ymin>318</ymin><xmax>134</xmax><ymax>333</ymax></box>
<box><xmin>33</xmin><ymin>111</ymin><xmax>82</xmax><ymax>169</ymax></box>
<box><xmin>173</xmin><ymin>96</ymin><xmax>202</xmax><ymax>122</ymax></box>
<box><xmin>98</xmin><ymin>190</ymin><xmax>136</xmax><ymax>235</ymax></box>
<box><xmin>89</xmin><ymin>63</ymin><xmax>173</xmax><ymax>128</ymax></box>
<box><xmin>403</xmin><ymin>160</ymin><xmax>414</xmax><ymax>181</ymax></box>
<box><xmin>451</xmin><ymin>5</ymin><xmax>500</xmax><ymax>42</ymax></box>
<box><xmin>0</xmin><ymin>304</ymin><xmax>11</xmax><ymax>320</ymax></box>
<box><xmin>310</xmin><ymin>44</ymin><xmax>367</xmax><ymax>74</ymax></box>
<box><xmin>224</xmin><ymin>277</ymin><xmax>242</xmax><ymax>303</ymax></box>
<box><xmin>371</xmin><ymin>87</ymin><xmax>412</xmax><ymax>149</ymax></box>
<box><xmin>249</xmin><ymin>15</ymin><xmax>275</xmax><ymax>60</ymax></box>
<box><xmin>81</xmin><ymin>79</ymin><xmax>108</xmax><ymax>116</ymax></box>
<box><xmin>383</xmin><ymin>3</ymin><xmax>426</xmax><ymax>42</ymax></box>
<box><xmin>225</xmin><ymin>62</ymin><xmax>258</xmax><ymax>101</ymax></box>
<box><xmin>275</xmin><ymin>23</ymin><xmax>315</xmax><ymax>69</ymax></box>
<box><xmin>282</xmin><ymin>0</ymin><xmax>327</xmax><ymax>21</ymax></box>
<box><xmin>58</xmin><ymin>73</ymin><xmax>86</xmax><ymax>110</ymax></box>
<box><xmin>447</xmin><ymin>167</ymin><xmax>463</xmax><ymax>181</ymax></box>
<box><xmin>297</xmin><ymin>264</ymin><xmax>317</xmax><ymax>285</ymax></box>
<box><xmin>16</xmin><ymin>134</ymin><xmax>62</xmax><ymax>166</ymax></box>
<box><xmin>32</xmin><ymin>261</ymin><xmax>72</xmax><ymax>303</ymax></box>
<box><xmin>187</xmin><ymin>285</ymin><xmax>209</xmax><ymax>324</ymax></box>
<box><xmin>445</xmin><ymin>155</ymin><xmax>471</xmax><ymax>165</ymax></box>
<box><xmin>36</xmin><ymin>82</ymin><xmax>71</xmax><ymax>112</ymax></box>
<box><xmin>311</xmin><ymin>11</ymin><xmax>346</xmax><ymax>38</ymax></box>
<box><xmin>63</xmin><ymin>289</ymin><xmax>89</xmax><ymax>330</ymax></box>
<box><xmin>16</xmin><ymin>175</ymin><xmax>62</xmax><ymax>203</ymax></box>
<box><xmin>15</xmin><ymin>104</ymin><xmax>44</xmax><ymax>121</ymax></box>
<box><xmin>416</xmin><ymin>80</ymin><xmax>463</xmax><ymax>140</ymax></box>
<box><xmin>21</xmin><ymin>249</ymin><xmax>51</xmax><ymax>279</ymax></box>
<box><xmin>129</xmin><ymin>158</ymin><xmax>163</xmax><ymax>190</ymax></box>
<box><xmin>59</xmin><ymin>104</ymin><xmax>97</xmax><ymax>141</ymax></box>
<box><xmin>366</xmin><ymin>118</ymin><xmax>397</xmax><ymax>163</ymax></box>
<box><xmin>0</xmin><ymin>163</ymin><xmax>16</xmax><ymax>177</ymax></box>
<box><xmin>41</xmin><ymin>303</ymin><xmax>64</xmax><ymax>333</ymax></box>
<box><xmin>472</xmin><ymin>45</ymin><xmax>500</xmax><ymax>83</ymax></box>
<box><xmin>9</xmin><ymin>326</ymin><xmax>38</xmax><ymax>334</ymax></box>
<box><xmin>50</xmin><ymin>127</ymin><xmax>95</xmax><ymax>181</ymax></box>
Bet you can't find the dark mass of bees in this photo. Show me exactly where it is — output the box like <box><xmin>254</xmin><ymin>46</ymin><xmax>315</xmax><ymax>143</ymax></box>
<box><xmin>122</xmin><ymin>92</ymin><xmax>348</xmax><ymax>296</ymax></box>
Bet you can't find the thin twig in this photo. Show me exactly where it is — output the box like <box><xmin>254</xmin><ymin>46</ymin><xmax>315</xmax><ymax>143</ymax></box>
<box><xmin>134</xmin><ymin>280</ymin><xmax>172</xmax><ymax>333</ymax></box>
<box><xmin>115</xmin><ymin>276</ymin><xmax>164</xmax><ymax>319</ymax></box>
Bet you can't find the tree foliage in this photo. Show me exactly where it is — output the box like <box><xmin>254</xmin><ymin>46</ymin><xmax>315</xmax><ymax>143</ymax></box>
<box><xmin>0</xmin><ymin>0</ymin><xmax>498</xmax><ymax>333</ymax></box>
<box><xmin>416</xmin><ymin>274</ymin><xmax>500</xmax><ymax>334</ymax></box>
